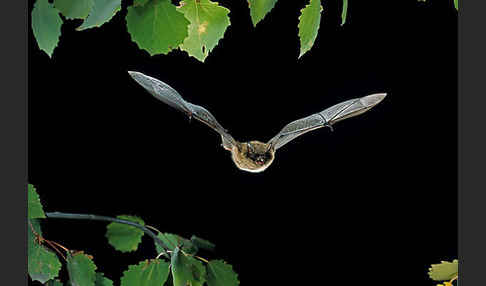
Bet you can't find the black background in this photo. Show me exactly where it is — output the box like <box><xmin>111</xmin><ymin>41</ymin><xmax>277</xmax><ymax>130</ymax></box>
<box><xmin>28</xmin><ymin>0</ymin><xmax>457</xmax><ymax>285</ymax></box>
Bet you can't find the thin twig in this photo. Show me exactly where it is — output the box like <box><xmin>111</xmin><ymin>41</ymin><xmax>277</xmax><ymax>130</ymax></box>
<box><xmin>194</xmin><ymin>255</ymin><xmax>209</xmax><ymax>263</ymax></box>
<box><xmin>45</xmin><ymin>212</ymin><xmax>169</xmax><ymax>258</ymax></box>
<box><xmin>146</xmin><ymin>225</ymin><xmax>162</xmax><ymax>233</ymax></box>
<box><xmin>28</xmin><ymin>220</ymin><xmax>42</xmax><ymax>242</ymax></box>
<box><xmin>167</xmin><ymin>250</ymin><xmax>209</xmax><ymax>263</ymax></box>
<box><xmin>146</xmin><ymin>225</ymin><xmax>209</xmax><ymax>263</ymax></box>
<box><xmin>43</xmin><ymin>239</ymin><xmax>67</xmax><ymax>260</ymax></box>
<box><xmin>156</xmin><ymin>251</ymin><xmax>165</xmax><ymax>259</ymax></box>
<box><xmin>29</xmin><ymin>220</ymin><xmax>67</xmax><ymax>260</ymax></box>
<box><xmin>48</xmin><ymin>239</ymin><xmax>70</xmax><ymax>253</ymax></box>
<box><xmin>450</xmin><ymin>275</ymin><xmax>458</xmax><ymax>284</ymax></box>
<box><xmin>146</xmin><ymin>224</ymin><xmax>179</xmax><ymax>256</ymax></box>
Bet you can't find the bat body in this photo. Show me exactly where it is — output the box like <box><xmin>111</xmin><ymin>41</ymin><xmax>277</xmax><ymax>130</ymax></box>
<box><xmin>128</xmin><ymin>71</ymin><xmax>386</xmax><ymax>173</ymax></box>
<box><xmin>231</xmin><ymin>141</ymin><xmax>275</xmax><ymax>173</ymax></box>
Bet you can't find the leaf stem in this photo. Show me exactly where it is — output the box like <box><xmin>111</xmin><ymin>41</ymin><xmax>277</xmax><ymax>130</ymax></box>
<box><xmin>28</xmin><ymin>220</ymin><xmax>42</xmax><ymax>242</ymax></box>
<box><xmin>43</xmin><ymin>239</ymin><xmax>67</xmax><ymax>260</ymax></box>
<box><xmin>146</xmin><ymin>225</ymin><xmax>161</xmax><ymax>233</ymax></box>
<box><xmin>156</xmin><ymin>251</ymin><xmax>166</xmax><ymax>259</ymax></box>
<box><xmin>450</xmin><ymin>275</ymin><xmax>458</xmax><ymax>284</ymax></box>
<box><xmin>47</xmin><ymin>239</ymin><xmax>69</xmax><ymax>253</ymax></box>
<box><xmin>194</xmin><ymin>255</ymin><xmax>209</xmax><ymax>263</ymax></box>
<box><xmin>45</xmin><ymin>211</ymin><xmax>170</xmax><ymax>258</ymax></box>
<box><xmin>29</xmin><ymin>220</ymin><xmax>67</xmax><ymax>260</ymax></box>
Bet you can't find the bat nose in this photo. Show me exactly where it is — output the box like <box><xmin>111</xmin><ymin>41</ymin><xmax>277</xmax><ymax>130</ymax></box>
<box><xmin>361</xmin><ymin>93</ymin><xmax>387</xmax><ymax>108</ymax></box>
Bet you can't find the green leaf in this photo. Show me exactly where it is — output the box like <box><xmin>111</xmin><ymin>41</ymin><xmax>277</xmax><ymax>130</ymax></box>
<box><xmin>46</xmin><ymin>279</ymin><xmax>64</xmax><ymax>286</ymax></box>
<box><xmin>67</xmin><ymin>252</ymin><xmax>97</xmax><ymax>286</ymax></box>
<box><xmin>28</xmin><ymin>219</ymin><xmax>62</xmax><ymax>283</ymax></box>
<box><xmin>156</xmin><ymin>233</ymin><xmax>184</xmax><ymax>253</ymax></box>
<box><xmin>134</xmin><ymin>0</ymin><xmax>150</xmax><ymax>6</ymax></box>
<box><xmin>191</xmin><ymin>235</ymin><xmax>215</xmax><ymax>251</ymax></box>
<box><xmin>341</xmin><ymin>0</ymin><xmax>348</xmax><ymax>26</ymax></box>
<box><xmin>454</xmin><ymin>0</ymin><xmax>458</xmax><ymax>10</ymax></box>
<box><xmin>206</xmin><ymin>260</ymin><xmax>239</xmax><ymax>286</ymax></box>
<box><xmin>31</xmin><ymin>0</ymin><xmax>63</xmax><ymax>58</ymax></box>
<box><xmin>77</xmin><ymin>0</ymin><xmax>121</xmax><ymax>31</ymax></box>
<box><xmin>247</xmin><ymin>0</ymin><xmax>278</xmax><ymax>26</ymax></box>
<box><xmin>28</xmin><ymin>184</ymin><xmax>45</xmax><ymax>219</ymax></box>
<box><xmin>428</xmin><ymin>259</ymin><xmax>459</xmax><ymax>281</ymax></box>
<box><xmin>171</xmin><ymin>247</ymin><xmax>194</xmax><ymax>286</ymax></box>
<box><xmin>126</xmin><ymin>0</ymin><xmax>189</xmax><ymax>56</ymax></box>
<box><xmin>54</xmin><ymin>0</ymin><xmax>94</xmax><ymax>19</ymax></box>
<box><xmin>95</xmin><ymin>272</ymin><xmax>114</xmax><ymax>286</ymax></box>
<box><xmin>298</xmin><ymin>0</ymin><xmax>323</xmax><ymax>58</ymax></box>
<box><xmin>155</xmin><ymin>233</ymin><xmax>198</xmax><ymax>256</ymax></box>
<box><xmin>186</xmin><ymin>257</ymin><xmax>207</xmax><ymax>286</ymax></box>
<box><xmin>170</xmin><ymin>255</ymin><xmax>206</xmax><ymax>286</ymax></box>
<box><xmin>170</xmin><ymin>247</ymin><xmax>207</xmax><ymax>286</ymax></box>
<box><xmin>120</xmin><ymin>259</ymin><xmax>170</xmax><ymax>286</ymax></box>
<box><xmin>178</xmin><ymin>0</ymin><xmax>230</xmax><ymax>62</ymax></box>
<box><xmin>183</xmin><ymin>241</ymin><xmax>199</xmax><ymax>255</ymax></box>
<box><xmin>106</xmin><ymin>215</ymin><xmax>145</xmax><ymax>252</ymax></box>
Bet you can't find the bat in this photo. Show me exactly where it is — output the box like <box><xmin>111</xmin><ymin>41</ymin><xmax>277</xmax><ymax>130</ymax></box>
<box><xmin>128</xmin><ymin>71</ymin><xmax>387</xmax><ymax>173</ymax></box>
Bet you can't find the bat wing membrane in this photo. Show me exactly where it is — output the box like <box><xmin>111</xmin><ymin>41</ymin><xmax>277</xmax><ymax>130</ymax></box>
<box><xmin>268</xmin><ymin>93</ymin><xmax>387</xmax><ymax>150</ymax></box>
<box><xmin>128</xmin><ymin>71</ymin><xmax>236</xmax><ymax>150</ymax></box>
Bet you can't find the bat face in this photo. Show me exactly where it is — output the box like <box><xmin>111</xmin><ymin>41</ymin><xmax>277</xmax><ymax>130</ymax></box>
<box><xmin>128</xmin><ymin>71</ymin><xmax>386</xmax><ymax>173</ymax></box>
<box><xmin>230</xmin><ymin>141</ymin><xmax>276</xmax><ymax>173</ymax></box>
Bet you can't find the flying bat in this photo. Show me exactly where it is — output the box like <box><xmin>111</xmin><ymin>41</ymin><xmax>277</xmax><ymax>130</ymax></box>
<box><xmin>128</xmin><ymin>71</ymin><xmax>386</xmax><ymax>173</ymax></box>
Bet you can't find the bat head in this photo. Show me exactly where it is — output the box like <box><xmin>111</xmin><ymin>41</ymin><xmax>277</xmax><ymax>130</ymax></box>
<box><xmin>245</xmin><ymin>141</ymin><xmax>273</xmax><ymax>166</ymax></box>
<box><xmin>231</xmin><ymin>141</ymin><xmax>275</xmax><ymax>173</ymax></box>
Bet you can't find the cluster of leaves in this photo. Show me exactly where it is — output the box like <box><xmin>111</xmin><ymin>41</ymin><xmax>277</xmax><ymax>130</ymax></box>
<box><xmin>28</xmin><ymin>183</ymin><xmax>239</xmax><ymax>286</ymax></box>
<box><xmin>31</xmin><ymin>0</ymin><xmax>458</xmax><ymax>61</ymax></box>
<box><xmin>428</xmin><ymin>259</ymin><xmax>459</xmax><ymax>286</ymax></box>
<box><xmin>31</xmin><ymin>0</ymin><xmax>351</xmax><ymax>61</ymax></box>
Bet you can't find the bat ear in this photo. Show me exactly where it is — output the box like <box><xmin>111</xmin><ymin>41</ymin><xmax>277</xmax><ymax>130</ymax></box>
<box><xmin>361</xmin><ymin>93</ymin><xmax>387</xmax><ymax>108</ymax></box>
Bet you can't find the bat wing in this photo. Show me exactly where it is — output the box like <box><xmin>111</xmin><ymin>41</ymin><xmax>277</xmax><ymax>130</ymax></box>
<box><xmin>128</xmin><ymin>71</ymin><xmax>237</xmax><ymax>150</ymax></box>
<box><xmin>267</xmin><ymin>93</ymin><xmax>387</xmax><ymax>150</ymax></box>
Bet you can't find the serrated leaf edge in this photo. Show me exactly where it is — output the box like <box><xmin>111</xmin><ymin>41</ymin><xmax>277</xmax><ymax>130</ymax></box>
<box><xmin>67</xmin><ymin>251</ymin><xmax>98</xmax><ymax>286</ymax></box>
<box><xmin>77</xmin><ymin>0</ymin><xmax>122</xmax><ymax>31</ymax></box>
<box><xmin>54</xmin><ymin>0</ymin><xmax>95</xmax><ymax>20</ymax></box>
<box><xmin>428</xmin><ymin>260</ymin><xmax>459</xmax><ymax>281</ymax></box>
<box><xmin>297</xmin><ymin>0</ymin><xmax>323</xmax><ymax>59</ymax></box>
<box><xmin>105</xmin><ymin>215</ymin><xmax>145</xmax><ymax>253</ymax></box>
<box><xmin>178</xmin><ymin>0</ymin><xmax>231</xmax><ymax>62</ymax></box>
<box><xmin>207</xmin><ymin>260</ymin><xmax>240</xmax><ymax>286</ymax></box>
<box><xmin>28</xmin><ymin>184</ymin><xmax>46</xmax><ymax>219</ymax></box>
<box><xmin>31</xmin><ymin>0</ymin><xmax>63</xmax><ymax>58</ymax></box>
<box><xmin>126</xmin><ymin>1</ymin><xmax>190</xmax><ymax>56</ymax></box>
<box><xmin>248</xmin><ymin>0</ymin><xmax>278</xmax><ymax>27</ymax></box>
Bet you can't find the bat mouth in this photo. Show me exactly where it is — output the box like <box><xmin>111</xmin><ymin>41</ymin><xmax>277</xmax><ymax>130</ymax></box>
<box><xmin>255</xmin><ymin>159</ymin><xmax>265</xmax><ymax>165</ymax></box>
